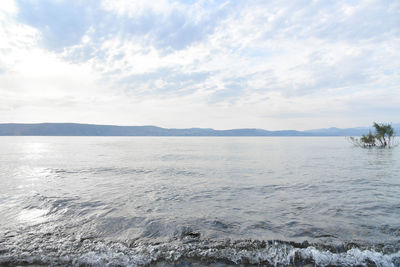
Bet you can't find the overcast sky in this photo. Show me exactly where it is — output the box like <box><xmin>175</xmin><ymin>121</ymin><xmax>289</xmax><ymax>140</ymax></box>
<box><xmin>0</xmin><ymin>0</ymin><xmax>399</xmax><ymax>130</ymax></box>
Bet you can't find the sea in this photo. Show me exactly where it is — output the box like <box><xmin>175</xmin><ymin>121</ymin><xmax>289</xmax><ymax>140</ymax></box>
<box><xmin>0</xmin><ymin>137</ymin><xmax>399</xmax><ymax>266</ymax></box>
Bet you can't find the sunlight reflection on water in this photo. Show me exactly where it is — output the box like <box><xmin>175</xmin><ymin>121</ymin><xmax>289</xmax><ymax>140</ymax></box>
<box><xmin>18</xmin><ymin>208</ymin><xmax>48</xmax><ymax>224</ymax></box>
<box><xmin>22</xmin><ymin>142</ymin><xmax>48</xmax><ymax>160</ymax></box>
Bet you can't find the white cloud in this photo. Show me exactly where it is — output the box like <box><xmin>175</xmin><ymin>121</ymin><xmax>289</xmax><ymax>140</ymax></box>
<box><xmin>101</xmin><ymin>0</ymin><xmax>173</xmax><ymax>17</ymax></box>
<box><xmin>0</xmin><ymin>0</ymin><xmax>17</xmax><ymax>16</ymax></box>
<box><xmin>0</xmin><ymin>4</ymin><xmax>116</xmax><ymax>123</ymax></box>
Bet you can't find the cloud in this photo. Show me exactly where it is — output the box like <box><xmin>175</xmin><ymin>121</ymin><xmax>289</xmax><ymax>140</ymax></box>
<box><xmin>0</xmin><ymin>0</ymin><xmax>399</xmax><ymax>129</ymax></box>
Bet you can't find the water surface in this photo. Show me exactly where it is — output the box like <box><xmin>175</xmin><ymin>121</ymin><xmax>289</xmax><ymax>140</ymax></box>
<box><xmin>0</xmin><ymin>137</ymin><xmax>399</xmax><ymax>266</ymax></box>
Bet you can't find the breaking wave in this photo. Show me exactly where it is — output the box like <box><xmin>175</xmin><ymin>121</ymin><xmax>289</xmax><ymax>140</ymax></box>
<box><xmin>0</xmin><ymin>230</ymin><xmax>399</xmax><ymax>267</ymax></box>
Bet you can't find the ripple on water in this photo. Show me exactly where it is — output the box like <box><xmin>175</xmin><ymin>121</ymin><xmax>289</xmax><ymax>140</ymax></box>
<box><xmin>1</xmin><ymin>137</ymin><xmax>400</xmax><ymax>266</ymax></box>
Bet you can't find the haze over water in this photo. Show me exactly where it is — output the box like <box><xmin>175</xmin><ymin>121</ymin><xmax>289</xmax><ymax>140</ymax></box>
<box><xmin>0</xmin><ymin>137</ymin><xmax>399</xmax><ymax>266</ymax></box>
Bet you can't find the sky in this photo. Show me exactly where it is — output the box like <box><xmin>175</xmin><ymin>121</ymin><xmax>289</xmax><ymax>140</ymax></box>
<box><xmin>0</xmin><ymin>0</ymin><xmax>399</xmax><ymax>130</ymax></box>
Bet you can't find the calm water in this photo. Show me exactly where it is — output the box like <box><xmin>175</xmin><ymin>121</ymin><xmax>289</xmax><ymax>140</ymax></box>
<box><xmin>0</xmin><ymin>137</ymin><xmax>399</xmax><ymax>266</ymax></box>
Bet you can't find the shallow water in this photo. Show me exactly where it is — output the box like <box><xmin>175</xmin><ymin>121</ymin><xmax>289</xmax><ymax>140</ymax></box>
<box><xmin>0</xmin><ymin>137</ymin><xmax>399</xmax><ymax>266</ymax></box>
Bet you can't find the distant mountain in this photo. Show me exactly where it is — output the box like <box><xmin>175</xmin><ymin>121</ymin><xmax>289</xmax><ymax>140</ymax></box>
<box><xmin>303</xmin><ymin>127</ymin><xmax>372</xmax><ymax>136</ymax></box>
<box><xmin>0</xmin><ymin>123</ymin><xmax>398</xmax><ymax>136</ymax></box>
<box><xmin>0</xmin><ymin>123</ymin><xmax>303</xmax><ymax>136</ymax></box>
<box><xmin>304</xmin><ymin>123</ymin><xmax>400</xmax><ymax>136</ymax></box>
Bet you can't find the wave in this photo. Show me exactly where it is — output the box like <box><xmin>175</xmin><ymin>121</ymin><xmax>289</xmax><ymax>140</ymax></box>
<box><xmin>0</xmin><ymin>230</ymin><xmax>399</xmax><ymax>267</ymax></box>
<box><xmin>3</xmin><ymin>194</ymin><xmax>399</xmax><ymax>266</ymax></box>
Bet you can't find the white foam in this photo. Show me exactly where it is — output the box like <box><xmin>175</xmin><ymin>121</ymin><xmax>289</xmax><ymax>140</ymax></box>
<box><xmin>299</xmin><ymin>247</ymin><xmax>399</xmax><ymax>267</ymax></box>
<box><xmin>1</xmin><ymin>232</ymin><xmax>399</xmax><ymax>267</ymax></box>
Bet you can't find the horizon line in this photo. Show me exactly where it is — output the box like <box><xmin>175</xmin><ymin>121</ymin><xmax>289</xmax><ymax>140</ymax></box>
<box><xmin>0</xmin><ymin>121</ymin><xmax>391</xmax><ymax>132</ymax></box>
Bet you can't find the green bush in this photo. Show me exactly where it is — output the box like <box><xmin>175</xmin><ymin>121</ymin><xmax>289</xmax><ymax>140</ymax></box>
<box><xmin>348</xmin><ymin>122</ymin><xmax>396</xmax><ymax>148</ymax></box>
